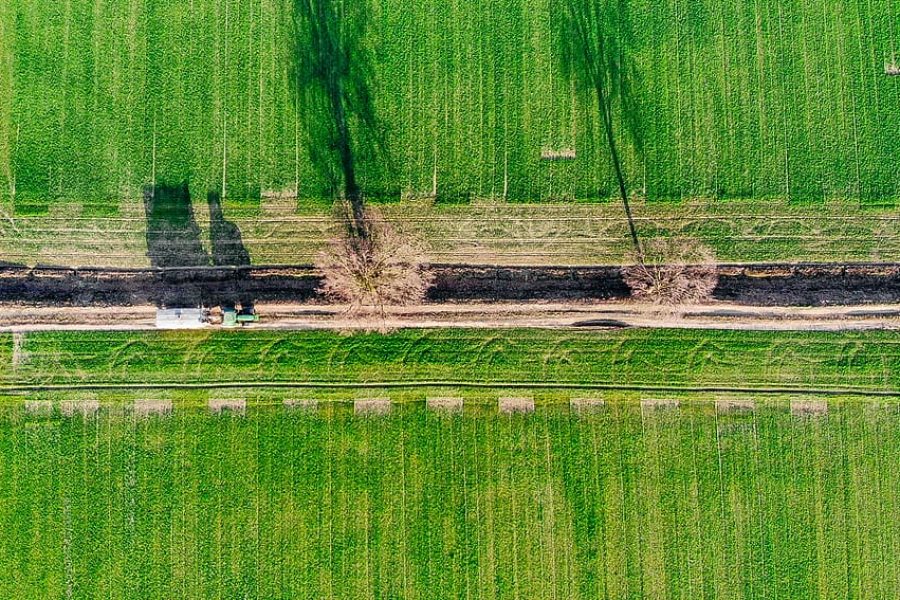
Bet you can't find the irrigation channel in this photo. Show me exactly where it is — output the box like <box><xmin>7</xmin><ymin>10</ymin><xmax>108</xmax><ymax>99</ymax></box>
<box><xmin>1</xmin><ymin>262</ymin><xmax>899</xmax><ymax>307</ymax></box>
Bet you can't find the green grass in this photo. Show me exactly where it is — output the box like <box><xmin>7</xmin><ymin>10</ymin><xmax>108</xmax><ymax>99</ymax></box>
<box><xmin>3</xmin><ymin>328</ymin><xmax>899</xmax><ymax>392</ymax></box>
<box><xmin>1</xmin><ymin>328</ymin><xmax>898</xmax><ymax>597</ymax></box>
<box><xmin>0</xmin><ymin>394</ymin><xmax>898</xmax><ymax>598</ymax></box>
<box><xmin>2</xmin><ymin>198</ymin><xmax>899</xmax><ymax>267</ymax></box>
<box><xmin>0</xmin><ymin>0</ymin><xmax>897</xmax><ymax>206</ymax></box>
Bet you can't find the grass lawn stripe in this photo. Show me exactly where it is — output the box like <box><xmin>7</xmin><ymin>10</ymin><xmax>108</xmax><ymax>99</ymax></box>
<box><xmin>2</xmin><ymin>396</ymin><xmax>900</xmax><ymax>596</ymax></box>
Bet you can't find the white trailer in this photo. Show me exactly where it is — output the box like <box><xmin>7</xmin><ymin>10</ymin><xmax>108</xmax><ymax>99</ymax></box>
<box><xmin>155</xmin><ymin>308</ymin><xmax>208</xmax><ymax>329</ymax></box>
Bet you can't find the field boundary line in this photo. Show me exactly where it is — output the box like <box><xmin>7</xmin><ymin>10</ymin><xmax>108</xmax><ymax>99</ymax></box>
<box><xmin>0</xmin><ymin>260</ymin><xmax>899</xmax><ymax>274</ymax></box>
<box><xmin>1</xmin><ymin>381</ymin><xmax>898</xmax><ymax>397</ymax></box>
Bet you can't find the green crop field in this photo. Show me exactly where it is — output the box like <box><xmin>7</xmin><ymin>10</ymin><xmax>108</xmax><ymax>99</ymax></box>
<box><xmin>0</xmin><ymin>393</ymin><xmax>899</xmax><ymax>598</ymax></box>
<box><xmin>1</xmin><ymin>328</ymin><xmax>899</xmax><ymax>597</ymax></box>
<box><xmin>0</xmin><ymin>0</ymin><xmax>898</xmax><ymax>210</ymax></box>
<box><xmin>3</xmin><ymin>328</ymin><xmax>898</xmax><ymax>392</ymax></box>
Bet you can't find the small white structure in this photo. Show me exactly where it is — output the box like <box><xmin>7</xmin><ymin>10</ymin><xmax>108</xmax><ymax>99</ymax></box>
<box><xmin>156</xmin><ymin>308</ymin><xmax>207</xmax><ymax>329</ymax></box>
<box><xmin>540</xmin><ymin>148</ymin><xmax>577</xmax><ymax>161</ymax></box>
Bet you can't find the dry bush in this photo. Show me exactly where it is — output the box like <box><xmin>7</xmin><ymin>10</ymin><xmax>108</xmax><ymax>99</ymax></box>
<box><xmin>622</xmin><ymin>237</ymin><xmax>718</xmax><ymax>306</ymax></box>
<box><xmin>316</xmin><ymin>204</ymin><xmax>433</xmax><ymax>328</ymax></box>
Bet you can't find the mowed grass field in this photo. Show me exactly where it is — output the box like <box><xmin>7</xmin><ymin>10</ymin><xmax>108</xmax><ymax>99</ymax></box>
<box><xmin>2</xmin><ymin>328</ymin><xmax>898</xmax><ymax>391</ymax></box>
<box><xmin>0</xmin><ymin>395</ymin><xmax>899</xmax><ymax>598</ymax></box>
<box><xmin>0</xmin><ymin>0</ymin><xmax>898</xmax><ymax>208</ymax></box>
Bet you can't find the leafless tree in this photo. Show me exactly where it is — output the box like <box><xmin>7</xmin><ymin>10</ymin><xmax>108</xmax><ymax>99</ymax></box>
<box><xmin>621</xmin><ymin>237</ymin><xmax>718</xmax><ymax>306</ymax></box>
<box><xmin>316</xmin><ymin>204</ymin><xmax>433</xmax><ymax>330</ymax></box>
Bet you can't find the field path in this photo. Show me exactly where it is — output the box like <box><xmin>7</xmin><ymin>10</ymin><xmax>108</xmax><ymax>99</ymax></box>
<box><xmin>1</xmin><ymin>301</ymin><xmax>898</xmax><ymax>333</ymax></box>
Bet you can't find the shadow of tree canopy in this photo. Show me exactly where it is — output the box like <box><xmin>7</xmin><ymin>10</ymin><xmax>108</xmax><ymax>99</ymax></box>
<box><xmin>557</xmin><ymin>0</ymin><xmax>645</xmax><ymax>152</ymax></box>
<box><xmin>556</xmin><ymin>0</ymin><xmax>646</xmax><ymax>257</ymax></box>
<box><xmin>208</xmin><ymin>191</ymin><xmax>251</xmax><ymax>268</ymax></box>
<box><xmin>143</xmin><ymin>183</ymin><xmax>254</xmax><ymax>307</ymax></box>
<box><xmin>207</xmin><ymin>190</ymin><xmax>254</xmax><ymax>307</ymax></box>
<box><xmin>144</xmin><ymin>183</ymin><xmax>210</xmax><ymax>269</ymax></box>
<box><xmin>290</xmin><ymin>0</ymin><xmax>391</xmax><ymax>235</ymax></box>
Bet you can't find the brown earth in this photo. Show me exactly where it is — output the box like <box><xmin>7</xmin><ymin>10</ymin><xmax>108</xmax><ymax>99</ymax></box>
<box><xmin>1</xmin><ymin>301</ymin><xmax>898</xmax><ymax>332</ymax></box>
<box><xmin>1</xmin><ymin>262</ymin><xmax>899</xmax><ymax>308</ymax></box>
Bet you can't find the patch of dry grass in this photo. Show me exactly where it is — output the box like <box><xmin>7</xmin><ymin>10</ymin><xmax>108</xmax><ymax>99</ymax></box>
<box><xmin>60</xmin><ymin>397</ymin><xmax>100</xmax><ymax>417</ymax></box>
<box><xmin>641</xmin><ymin>398</ymin><xmax>680</xmax><ymax>411</ymax></box>
<box><xmin>499</xmin><ymin>396</ymin><xmax>535</xmax><ymax>414</ymax></box>
<box><xmin>426</xmin><ymin>396</ymin><xmax>464</xmax><ymax>413</ymax></box>
<box><xmin>570</xmin><ymin>397</ymin><xmax>605</xmax><ymax>413</ymax></box>
<box><xmin>715</xmin><ymin>397</ymin><xmax>756</xmax><ymax>413</ymax></box>
<box><xmin>791</xmin><ymin>399</ymin><xmax>828</xmax><ymax>416</ymax></box>
<box><xmin>284</xmin><ymin>398</ymin><xmax>319</xmax><ymax>411</ymax></box>
<box><xmin>209</xmin><ymin>398</ymin><xmax>247</xmax><ymax>414</ymax></box>
<box><xmin>354</xmin><ymin>398</ymin><xmax>392</xmax><ymax>415</ymax></box>
<box><xmin>133</xmin><ymin>399</ymin><xmax>173</xmax><ymax>417</ymax></box>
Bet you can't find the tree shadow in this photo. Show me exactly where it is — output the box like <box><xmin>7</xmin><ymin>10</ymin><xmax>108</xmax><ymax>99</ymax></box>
<box><xmin>144</xmin><ymin>182</ymin><xmax>210</xmax><ymax>269</ymax></box>
<box><xmin>207</xmin><ymin>190</ymin><xmax>254</xmax><ymax>308</ymax></box>
<box><xmin>143</xmin><ymin>183</ymin><xmax>255</xmax><ymax>308</ymax></box>
<box><xmin>558</xmin><ymin>0</ymin><xmax>646</xmax><ymax>153</ymax></box>
<box><xmin>208</xmin><ymin>191</ymin><xmax>251</xmax><ymax>268</ymax></box>
<box><xmin>290</xmin><ymin>0</ymin><xmax>393</xmax><ymax>228</ymax></box>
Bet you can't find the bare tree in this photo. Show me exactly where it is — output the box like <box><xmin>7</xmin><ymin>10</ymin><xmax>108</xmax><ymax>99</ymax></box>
<box><xmin>558</xmin><ymin>0</ymin><xmax>644</xmax><ymax>258</ymax></box>
<box><xmin>291</xmin><ymin>0</ymin><xmax>383</xmax><ymax>239</ymax></box>
<box><xmin>316</xmin><ymin>204</ymin><xmax>433</xmax><ymax>329</ymax></box>
<box><xmin>622</xmin><ymin>237</ymin><xmax>718</xmax><ymax>306</ymax></box>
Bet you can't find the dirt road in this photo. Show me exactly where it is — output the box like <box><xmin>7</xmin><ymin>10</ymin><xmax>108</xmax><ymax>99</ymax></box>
<box><xmin>1</xmin><ymin>301</ymin><xmax>898</xmax><ymax>332</ymax></box>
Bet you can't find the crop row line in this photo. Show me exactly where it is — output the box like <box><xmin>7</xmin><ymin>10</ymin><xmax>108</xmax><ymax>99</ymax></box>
<box><xmin>1</xmin><ymin>380</ymin><xmax>898</xmax><ymax>397</ymax></box>
<box><xmin>2</xmin><ymin>251</ymin><xmax>895</xmax><ymax>261</ymax></box>
<box><xmin>7</xmin><ymin>234</ymin><xmax>900</xmax><ymax>244</ymax></box>
<box><xmin>6</xmin><ymin>214</ymin><xmax>898</xmax><ymax>223</ymax></box>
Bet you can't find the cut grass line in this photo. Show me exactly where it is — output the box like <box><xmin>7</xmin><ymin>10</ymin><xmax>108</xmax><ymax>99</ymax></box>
<box><xmin>1</xmin><ymin>380</ymin><xmax>898</xmax><ymax>397</ymax></box>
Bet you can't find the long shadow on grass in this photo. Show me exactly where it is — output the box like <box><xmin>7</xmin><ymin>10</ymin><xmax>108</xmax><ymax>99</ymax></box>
<box><xmin>290</xmin><ymin>0</ymin><xmax>394</xmax><ymax>219</ymax></box>
<box><xmin>144</xmin><ymin>182</ymin><xmax>210</xmax><ymax>269</ymax></box>
<box><xmin>144</xmin><ymin>183</ymin><xmax>255</xmax><ymax>307</ymax></box>
<box><xmin>207</xmin><ymin>190</ymin><xmax>254</xmax><ymax>307</ymax></box>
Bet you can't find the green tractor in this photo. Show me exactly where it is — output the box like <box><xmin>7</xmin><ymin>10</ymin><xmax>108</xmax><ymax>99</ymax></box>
<box><xmin>222</xmin><ymin>304</ymin><xmax>260</xmax><ymax>328</ymax></box>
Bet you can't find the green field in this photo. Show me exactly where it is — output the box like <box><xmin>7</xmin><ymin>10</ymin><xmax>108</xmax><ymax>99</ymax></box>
<box><xmin>3</xmin><ymin>328</ymin><xmax>898</xmax><ymax>392</ymax></box>
<box><xmin>0</xmin><ymin>0</ymin><xmax>898</xmax><ymax>208</ymax></box>
<box><xmin>2</xmin><ymin>328</ymin><xmax>899</xmax><ymax>597</ymax></box>
<box><xmin>0</xmin><ymin>394</ymin><xmax>899</xmax><ymax>598</ymax></box>
<box><xmin>2</xmin><ymin>198</ymin><xmax>899</xmax><ymax>267</ymax></box>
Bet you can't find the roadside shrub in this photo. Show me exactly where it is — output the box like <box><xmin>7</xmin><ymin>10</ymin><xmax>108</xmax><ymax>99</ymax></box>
<box><xmin>622</xmin><ymin>237</ymin><xmax>718</xmax><ymax>306</ymax></box>
<box><xmin>316</xmin><ymin>205</ymin><xmax>433</xmax><ymax>329</ymax></box>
